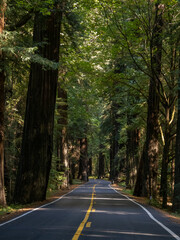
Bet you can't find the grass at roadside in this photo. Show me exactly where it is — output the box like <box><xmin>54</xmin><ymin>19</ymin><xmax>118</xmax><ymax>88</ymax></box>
<box><xmin>72</xmin><ymin>179</ymin><xmax>83</xmax><ymax>185</ymax></box>
<box><xmin>0</xmin><ymin>204</ymin><xmax>23</xmax><ymax>216</ymax></box>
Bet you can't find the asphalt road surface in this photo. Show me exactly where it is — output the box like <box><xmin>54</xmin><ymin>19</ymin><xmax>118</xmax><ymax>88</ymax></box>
<box><xmin>0</xmin><ymin>179</ymin><xmax>180</xmax><ymax>240</ymax></box>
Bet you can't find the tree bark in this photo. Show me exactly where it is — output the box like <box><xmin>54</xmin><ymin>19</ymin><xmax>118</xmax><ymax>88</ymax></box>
<box><xmin>57</xmin><ymin>84</ymin><xmax>69</xmax><ymax>188</ymax></box>
<box><xmin>88</xmin><ymin>158</ymin><xmax>92</xmax><ymax>176</ymax></box>
<box><xmin>143</xmin><ymin>3</ymin><xmax>163</xmax><ymax>198</ymax></box>
<box><xmin>126</xmin><ymin>127</ymin><xmax>140</xmax><ymax>189</ymax></box>
<box><xmin>160</xmin><ymin>106</ymin><xmax>170</xmax><ymax>208</ymax></box>
<box><xmin>133</xmin><ymin>143</ymin><xmax>146</xmax><ymax>196</ymax></box>
<box><xmin>0</xmin><ymin>0</ymin><xmax>6</xmax><ymax>206</ymax></box>
<box><xmin>98</xmin><ymin>144</ymin><xmax>105</xmax><ymax>179</ymax></box>
<box><xmin>14</xmin><ymin>6</ymin><xmax>62</xmax><ymax>204</ymax></box>
<box><xmin>78</xmin><ymin>138</ymin><xmax>88</xmax><ymax>182</ymax></box>
<box><xmin>110</xmin><ymin>103</ymin><xmax>120</xmax><ymax>181</ymax></box>
<box><xmin>69</xmin><ymin>139</ymin><xmax>80</xmax><ymax>179</ymax></box>
<box><xmin>173</xmin><ymin>51</ymin><xmax>180</xmax><ymax>212</ymax></box>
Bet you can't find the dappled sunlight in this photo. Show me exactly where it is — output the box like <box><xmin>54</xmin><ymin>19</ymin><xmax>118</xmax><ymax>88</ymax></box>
<box><xmin>91</xmin><ymin>209</ymin><xmax>140</xmax><ymax>215</ymax></box>
<box><xmin>104</xmin><ymin>230</ymin><xmax>169</xmax><ymax>237</ymax></box>
<box><xmin>94</xmin><ymin>197</ymin><xmax>129</xmax><ymax>201</ymax></box>
<box><xmin>63</xmin><ymin>196</ymin><xmax>127</xmax><ymax>201</ymax></box>
<box><xmin>64</xmin><ymin>196</ymin><xmax>93</xmax><ymax>200</ymax></box>
<box><xmin>84</xmin><ymin>230</ymin><xmax>170</xmax><ymax>238</ymax></box>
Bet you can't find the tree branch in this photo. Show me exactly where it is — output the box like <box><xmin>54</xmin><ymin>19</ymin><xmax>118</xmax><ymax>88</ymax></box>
<box><xmin>8</xmin><ymin>9</ymin><xmax>34</xmax><ymax>31</ymax></box>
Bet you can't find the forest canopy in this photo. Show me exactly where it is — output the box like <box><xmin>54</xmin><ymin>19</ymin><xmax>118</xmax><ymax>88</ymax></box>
<box><xmin>0</xmin><ymin>0</ymin><xmax>180</xmax><ymax>212</ymax></box>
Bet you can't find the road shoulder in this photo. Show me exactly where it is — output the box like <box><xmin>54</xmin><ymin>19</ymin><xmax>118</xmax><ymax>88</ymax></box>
<box><xmin>112</xmin><ymin>183</ymin><xmax>180</xmax><ymax>225</ymax></box>
<box><xmin>0</xmin><ymin>184</ymin><xmax>80</xmax><ymax>224</ymax></box>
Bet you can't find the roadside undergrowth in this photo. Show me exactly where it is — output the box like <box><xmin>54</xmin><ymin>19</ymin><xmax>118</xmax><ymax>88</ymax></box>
<box><xmin>115</xmin><ymin>182</ymin><xmax>180</xmax><ymax>223</ymax></box>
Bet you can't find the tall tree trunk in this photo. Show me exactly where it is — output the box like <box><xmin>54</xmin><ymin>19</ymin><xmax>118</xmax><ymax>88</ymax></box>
<box><xmin>0</xmin><ymin>0</ymin><xmax>6</xmax><ymax>206</ymax></box>
<box><xmin>133</xmin><ymin>143</ymin><xmax>146</xmax><ymax>196</ymax></box>
<box><xmin>98</xmin><ymin>144</ymin><xmax>105</xmax><ymax>179</ymax></box>
<box><xmin>143</xmin><ymin>3</ymin><xmax>163</xmax><ymax>198</ymax></box>
<box><xmin>57</xmin><ymin>84</ymin><xmax>69</xmax><ymax>188</ymax></box>
<box><xmin>88</xmin><ymin>158</ymin><xmax>92</xmax><ymax>176</ymax></box>
<box><xmin>110</xmin><ymin>104</ymin><xmax>120</xmax><ymax>181</ymax></box>
<box><xmin>78</xmin><ymin>138</ymin><xmax>88</xmax><ymax>182</ymax></box>
<box><xmin>69</xmin><ymin>139</ymin><xmax>80</xmax><ymax>179</ymax></box>
<box><xmin>173</xmin><ymin>51</ymin><xmax>180</xmax><ymax>212</ymax></box>
<box><xmin>14</xmin><ymin>6</ymin><xmax>62</xmax><ymax>204</ymax></box>
<box><xmin>160</xmin><ymin>106</ymin><xmax>170</xmax><ymax>208</ymax></box>
<box><xmin>126</xmin><ymin>127</ymin><xmax>140</xmax><ymax>189</ymax></box>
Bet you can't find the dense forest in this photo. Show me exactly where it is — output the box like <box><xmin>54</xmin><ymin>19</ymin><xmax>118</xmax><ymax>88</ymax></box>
<box><xmin>0</xmin><ymin>0</ymin><xmax>180</xmax><ymax>212</ymax></box>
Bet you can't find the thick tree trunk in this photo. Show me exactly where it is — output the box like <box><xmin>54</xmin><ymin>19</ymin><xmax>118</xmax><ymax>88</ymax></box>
<box><xmin>14</xmin><ymin>7</ymin><xmax>62</xmax><ymax>204</ymax></box>
<box><xmin>144</xmin><ymin>80</ymin><xmax>160</xmax><ymax>198</ymax></box>
<box><xmin>0</xmin><ymin>69</ymin><xmax>6</xmax><ymax>206</ymax></box>
<box><xmin>0</xmin><ymin>1</ymin><xmax>6</xmax><ymax>206</ymax></box>
<box><xmin>142</xmin><ymin>3</ymin><xmax>163</xmax><ymax>198</ymax></box>
<box><xmin>173</xmin><ymin>52</ymin><xmax>180</xmax><ymax>212</ymax></box>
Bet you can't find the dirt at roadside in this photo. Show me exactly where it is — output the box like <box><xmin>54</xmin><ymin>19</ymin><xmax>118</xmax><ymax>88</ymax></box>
<box><xmin>0</xmin><ymin>184</ymin><xmax>80</xmax><ymax>224</ymax></box>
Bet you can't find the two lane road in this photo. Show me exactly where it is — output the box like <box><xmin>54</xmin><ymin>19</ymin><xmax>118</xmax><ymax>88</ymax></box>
<box><xmin>0</xmin><ymin>179</ymin><xmax>180</xmax><ymax>239</ymax></box>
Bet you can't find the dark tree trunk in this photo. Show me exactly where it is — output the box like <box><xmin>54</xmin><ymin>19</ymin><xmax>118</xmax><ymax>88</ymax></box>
<box><xmin>0</xmin><ymin>1</ymin><xmax>6</xmax><ymax>206</ymax></box>
<box><xmin>144</xmin><ymin>80</ymin><xmax>160</xmax><ymax>198</ymax></box>
<box><xmin>110</xmin><ymin>104</ymin><xmax>120</xmax><ymax>181</ymax></box>
<box><xmin>14</xmin><ymin>6</ymin><xmax>62</xmax><ymax>204</ymax></box>
<box><xmin>173</xmin><ymin>51</ymin><xmax>180</xmax><ymax>212</ymax></box>
<box><xmin>57</xmin><ymin>83</ymin><xmax>69</xmax><ymax>188</ymax></box>
<box><xmin>126</xmin><ymin>127</ymin><xmax>140</xmax><ymax>189</ymax></box>
<box><xmin>78</xmin><ymin>138</ymin><xmax>88</xmax><ymax>182</ymax></box>
<box><xmin>0</xmin><ymin>68</ymin><xmax>6</xmax><ymax>206</ymax></box>
<box><xmin>88</xmin><ymin>158</ymin><xmax>92</xmax><ymax>176</ymax></box>
<box><xmin>142</xmin><ymin>3</ymin><xmax>163</xmax><ymax>198</ymax></box>
<box><xmin>69</xmin><ymin>139</ymin><xmax>80</xmax><ymax>179</ymax></box>
<box><xmin>98</xmin><ymin>144</ymin><xmax>105</xmax><ymax>179</ymax></box>
<box><xmin>133</xmin><ymin>143</ymin><xmax>146</xmax><ymax>196</ymax></box>
<box><xmin>160</xmin><ymin>107</ymin><xmax>170</xmax><ymax>208</ymax></box>
<box><xmin>78</xmin><ymin>139</ymin><xmax>83</xmax><ymax>180</ymax></box>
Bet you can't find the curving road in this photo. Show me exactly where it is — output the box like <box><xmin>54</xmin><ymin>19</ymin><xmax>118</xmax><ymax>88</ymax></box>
<box><xmin>0</xmin><ymin>179</ymin><xmax>180</xmax><ymax>240</ymax></box>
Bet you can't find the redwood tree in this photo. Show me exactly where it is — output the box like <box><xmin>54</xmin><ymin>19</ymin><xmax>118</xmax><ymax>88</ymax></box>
<box><xmin>14</xmin><ymin>4</ymin><xmax>62</xmax><ymax>203</ymax></box>
<box><xmin>57</xmin><ymin>83</ymin><xmax>69</xmax><ymax>188</ymax></box>
<box><xmin>0</xmin><ymin>0</ymin><xmax>6</xmax><ymax>206</ymax></box>
<box><xmin>98</xmin><ymin>144</ymin><xmax>105</xmax><ymax>179</ymax></box>
<box><xmin>134</xmin><ymin>2</ymin><xmax>163</xmax><ymax>198</ymax></box>
<box><xmin>173</xmin><ymin>51</ymin><xmax>180</xmax><ymax>212</ymax></box>
<box><xmin>78</xmin><ymin>138</ymin><xmax>88</xmax><ymax>182</ymax></box>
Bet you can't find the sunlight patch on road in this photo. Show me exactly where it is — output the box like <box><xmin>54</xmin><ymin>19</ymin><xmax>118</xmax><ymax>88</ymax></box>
<box><xmin>92</xmin><ymin>209</ymin><xmax>140</xmax><ymax>215</ymax></box>
<box><xmin>104</xmin><ymin>230</ymin><xmax>170</xmax><ymax>237</ymax></box>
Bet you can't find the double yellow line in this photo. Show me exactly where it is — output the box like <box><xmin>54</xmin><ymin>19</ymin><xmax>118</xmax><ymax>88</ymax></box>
<box><xmin>72</xmin><ymin>184</ymin><xmax>96</xmax><ymax>240</ymax></box>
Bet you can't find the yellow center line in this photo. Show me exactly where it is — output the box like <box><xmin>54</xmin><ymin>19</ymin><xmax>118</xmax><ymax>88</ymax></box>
<box><xmin>72</xmin><ymin>184</ymin><xmax>96</xmax><ymax>240</ymax></box>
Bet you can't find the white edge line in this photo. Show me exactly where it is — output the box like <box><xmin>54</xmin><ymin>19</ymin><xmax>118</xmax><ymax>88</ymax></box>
<box><xmin>109</xmin><ymin>184</ymin><xmax>180</xmax><ymax>240</ymax></box>
<box><xmin>0</xmin><ymin>185</ymin><xmax>80</xmax><ymax>227</ymax></box>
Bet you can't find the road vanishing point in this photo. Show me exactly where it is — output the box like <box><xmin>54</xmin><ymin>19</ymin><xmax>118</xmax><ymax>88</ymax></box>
<box><xmin>0</xmin><ymin>179</ymin><xmax>180</xmax><ymax>240</ymax></box>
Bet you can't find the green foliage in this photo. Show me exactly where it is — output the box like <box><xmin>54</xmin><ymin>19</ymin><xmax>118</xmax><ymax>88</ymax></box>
<box><xmin>2</xmin><ymin>0</ymin><xmax>180</xmax><ymax>208</ymax></box>
<box><xmin>48</xmin><ymin>155</ymin><xmax>66</xmax><ymax>191</ymax></box>
<box><xmin>15</xmin><ymin>0</ymin><xmax>54</xmax><ymax>15</ymax></box>
<box><xmin>0</xmin><ymin>204</ymin><xmax>23</xmax><ymax>215</ymax></box>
